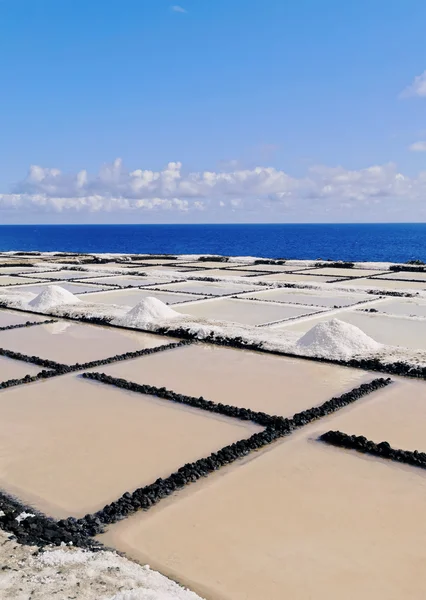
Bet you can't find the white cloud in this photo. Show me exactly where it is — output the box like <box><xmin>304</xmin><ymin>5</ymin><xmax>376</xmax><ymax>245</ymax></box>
<box><xmin>409</xmin><ymin>141</ymin><xmax>426</xmax><ymax>152</ymax></box>
<box><xmin>3</xmin><ymin>159</ymin><xmax>426</xmax><ymax>219</ymax></box>
<box><xmin>171</xmin><ymin>5</ymin><xmax>187</xmax><ymax>13</ymax></box>
<box><xmin>401</xmin><ymin>70</ymin><xmax>426</xmax><ymax>98</ymax></box>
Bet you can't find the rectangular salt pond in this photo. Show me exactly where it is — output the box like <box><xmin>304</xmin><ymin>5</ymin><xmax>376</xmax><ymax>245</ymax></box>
<box><xmin>0</xmin><ymin>355</ymin><xmax>43</xmax><ymax>380</ymax></box>
<box><xmin>186</xmin><ymin>268</ymin><xmax>255</xmax><ymax>278</ymax></box>
<box><xmin>98</xmin><ymin>343</ymin><xmax>371</xmax><ymax>418</ymax></box>
<box><xmin>374</xmin><ymin>298</ymin><xmax>426</xmax><ymax>318</ymax></box>
<box><xmin>374</xmin><ymin>271</ymin><xmax>426</xmax><ymax>282</ymax></box>
<box><xmin>81</xmin><ymin>288</ymin><xmax>205</xmax><ymax>306</ymax></box>
<box><xmin>176</xmin><ymin>261</ymin><xmax>248</xmax><ymax>270</ymax></box>
<box><xmin>236</xmin><ymin>287</ymin><xmax>371</xmax><ymax>307</ymax></box>
<box><xmin>0</xmin><ymin>321</ymin><xmax>175</xmax><ymax>364</ymax></box>
<box><xmin>233</xmin><ymin>264</ymin><xmax>302</xmax><ymax>273</ymax></box>
<box><xmin>336</xmin><ymin>277</ymin><xmax>426</xmax><ymax>291</ymax></box>
<box><xmin>100</xmin><ymin>433</ymin><xmax>426</xmax><ymax>600</ymax></box>
<box><xmin>252</xmin><ymin>273</ymin><xmax>339</xmax><ymax>284</ymax></box>
<box><xmin>156</xmin><ymin>280</ymin><xmax>259</xmax><ymax>296</ymax></box>
<box><xmin>0</xmin><ymin>309</ymin><xmax>46</xmax><ymax>327</ymax></box>
<box><xmin>301</xmin><ymin>267</ymin><xmax>387</xmax><ymax>278</ymax></box>
<box><xmin>174</xmin><ymin>297</ymin><xmax>322</xmax><ymax>325</ymax></box>
<box><xmin>278</xmin><ymin>310</ymin><xmax>426</xmax><ymax>351</ymax></box>
<box><xmin>76</xmin><ymin>275</ymin><xmax>167</xmax><ymax>287</ymax></box>
<box><xmin>0</xmin><ymin>276</ymin><xmax>48</xmax><ymax>286</ymax></box>
<box><xmin>0</xmin><ymin>376</ymin><xmax>259</xmax><ymax>518</ymax></box>
<box><xmin>318</xmin><ymin>378</ymin><xmax>426</xmax><ymax>452</ymax></box>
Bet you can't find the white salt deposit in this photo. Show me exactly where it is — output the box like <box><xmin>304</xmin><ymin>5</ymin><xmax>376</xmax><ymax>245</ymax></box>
<box><xmin>296</xmin><ymin>318</ymin><xmax>382</xmax><ymax>359</ymax></box>
<box><xmin>28</xmin><ymin>285</ymin><xmax>81</xmax><ymax>311</ymax></box>
<box><xmin>0</xmin><ymin>530</ymin><xmax>203</xmax><ymax>599</ymax></box>
<box><xmin>113</xmin><ymin>297</ymin><xmax>182</xmax><ymax>328</ymax></box>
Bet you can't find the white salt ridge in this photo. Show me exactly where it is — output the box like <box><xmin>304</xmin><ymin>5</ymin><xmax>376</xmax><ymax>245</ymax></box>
<box><xmin>296</xmin><ymin>318</ymin><xmax>382</xmax><ymax>359</ymax></box>
<box><xmin>28</xmin><ymin>285</ymin><xmax>82</xmax><ymax>311</ymax></box>
<box><xmin>113</xmin><ymin>297</ymin><xmax>182</xmax><ymax>328</ymax></box>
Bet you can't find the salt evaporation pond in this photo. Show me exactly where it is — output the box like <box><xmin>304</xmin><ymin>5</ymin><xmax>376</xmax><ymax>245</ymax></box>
<box><xmin>0</xmin><ymin>321</ymin><xmax>174</xmax><ymax>363</ymax></box>
<box><xmin>98</xmin><ymin>343</ymin><xmax>371</xmax><ymax>418</ymax></box>
<box><xmin>0</xmin><ymin>309</ymin><xmax>46</xmax><ymax>327</ymax></box>
<box><xmin>82</xmin><ymin>288</ymin><xmax>204</xmax><ymax>306</ymax></box>
<box><xmin>0</xmin><ymin>375</ymin><xmax>260</xmax><ymax>518</ymax></box>
<box><xmin>319</xmin><ymin>378</ymin><xmax>426</xmax><ymax>452</ymax></box>
<box><xmin>100</xmin><ymin>431</ymin><xmax>426</xmax><ymax>600</ymax></box>
<box><xmin>156</xmin><ymin>280</ymin><xmax>259</xmax><ymax>296</ymax></box>
<box><xmin>279</xmin><ymin>310</ymin><xmax>426</xmax><ymax>351</ymax></box>
<box><xmin>237</xmin><ymin>287</ymin><xmax>371</xmax><ymax>307</ymax></box>
<box><xmin>173</xmin><ymin>297</ymin><xmax>322</xmax><ymax>325</ymax></box>
<box><xmin>0</xmin><ymin>355</ymin><xmax>43</xmax><ymax>380</ymax></box>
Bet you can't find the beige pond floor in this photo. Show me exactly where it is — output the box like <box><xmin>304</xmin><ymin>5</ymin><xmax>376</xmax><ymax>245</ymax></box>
<box><xmin>0</xmin><ymin>355</ymin><xmax>43</xmax><ymax>380</ymax></box>
<box><xmin>373</xmin><ymin>297</ymin><xmax>426</xmax><ymax>318</ymax></box>
<box><xmin>301</xmin><ymin>267</ymin><xmax>388</xmax><ymax>277</ymax></box>
<box><xmin>174</xmin><ymin>297</ymin><xmax>322</xmax><ymax>325</ymax></box>
<box><xmin>10</xmin><ymin>281</ymin><xmax>116</xmax><ymax>295</ymax></box>
<box><xmin>0</xmin><ymin>321</ymin><xmax>174</xmax><ymax>364</ymax></box>
<box><xmin>0</xmin><ymin>375</ymin><xmax>260</xmax><ymax>518</ymax></box>
<box><xmin>0</xmin><ymin>309</ymin><xmax>46</xmax><ymax>327</ymax></box>
<box><xmin>185</xmin><ymin>269</ymin><xmax>255</xmax><ymax>278</ymax></box>
<box><xmin>277</xmin><ymin>309</ymin><xmax>426</xmax><ymax>351</ymax></box>
<box><xmin>98</xmin><ymin>343</ymin><xmax>371</xmax><ymax>417</ymax></box>
<box><xmin>236</xmin><ymin>287</ymin><xmax>372</xmax><ymax>307</ymax></box>
<box><xmin>252</xmin><ymin>272</ymin><xmax>340</xmax><ymax>284</ymax></box>
<box><xmin>81</xmin><ymin>288</ymin><xmax>205</xmax><ymax>306</ymax></box>
<box><xmin>232</xmin><ymin>264</ymin><xmax>305</xmax><ymax>273</ymax></box>
<box><xmin>336</xmin><ymin>277</ymin><xmax>426</xmax><ymax>291</ymax></box>
<box><xmin>100</xmin><ymin>432</ymin><xmax>426</xmax><ymax>600</ymax></box>
<box><xmin>374</xmin><ymin>271</ymin><xmax>426</xmax><ymax>282</ymax></box>
<box><xmin>25</xmin><ymin>270</ymin><xmax>107</xmax><ymax>280</ymax></box>
<box><xmin>318</xmin><ymin>378</ymin><xmax>426</xmax><ymax>451</ymax></box>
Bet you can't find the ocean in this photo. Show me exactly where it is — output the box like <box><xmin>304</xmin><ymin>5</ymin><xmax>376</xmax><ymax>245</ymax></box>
<box><xmin>0</xmin><ymin>224</ymin><xmax>425</xmax><ymax>263</ymax></box>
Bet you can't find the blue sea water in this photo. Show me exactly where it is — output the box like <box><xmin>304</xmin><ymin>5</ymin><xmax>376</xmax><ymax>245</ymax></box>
<box><xmin>0</xmin><ymin>224</ymin><xmax>425</xmax><ymax>263</ymax></box>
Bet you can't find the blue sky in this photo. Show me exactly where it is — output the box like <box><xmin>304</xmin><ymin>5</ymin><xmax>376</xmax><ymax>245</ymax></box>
<box><xmin>1</xmin><ymin>0</ymin><xmax>426</xmax><ymax>223</ymax></box>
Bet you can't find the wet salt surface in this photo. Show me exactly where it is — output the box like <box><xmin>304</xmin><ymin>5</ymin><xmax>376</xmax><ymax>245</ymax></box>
<box><xmin>0</xmin><ymin>309</ymin><xmax>46</xmax><ymax>327</ymax></box>
<box><xmin>252</xmin><ymin>272</ymin><xmax>339</xmax><ymax>283</ymax></box>
<box><xmin>185</xmin><ymin>269</ymin><xmax>254</xmax><ymax>278</ymax></box>
<box><xmin>236</xmin><ymin>287</ymin><xmax>371</xmax><ymax>307</ymax></box>
<box><xmin>321</xmin><ymin>378</ymin><xmax>426</xmax><ymax>452</ymax></box>
<box><xmin>99</xmin><ymin>344</ymin><xmax>371</xmax><ymax>417</ymax></box>
<box><xmin>81</xmin><ymin>288</ymin><xmax>205</xmax><ymax>306</ymax></box>
<box><xmin>338</xmin><ymin>277</ymin><xmax>426</xmax><ymax>291</ymax></box>
<box><xmin>0</xmin><ymin>376</ymin><xmax>260</xmax><ymax>518</ymax></box>
<box><xmin>0</xmin><ymin>355</ymin><xmax>43</xmax><ymax>380</ymax></box>
<box><xmin>0</xmin><ymin>276</ymin><xmax>48</xmax><ymax>286</ymax></box>
<box><xmin>76</xmin><ymin>275</ymin><xmax>166</xmax><ymax>287</ymax></box>
<box><xmin>374</xmin><ymin>298</ymin><xmax>426</xmax><ymax>318</ymax></box>
<box><xmin>301</xmin><ymin>267</ymin><xmax>387</xmax><ymax>277</ymax></box>
<box><xmin>233</xmin><ymin>264</ymin><xmax>305</xmax><ymax>273</ymax></box>
<box><xmin>374</xmin><ymin>271</ymin><xmax>426</xmax><ymax>282</ymax></box>
<box><xmin>279</xmin><ymin>310</ymin><xmax>426</xmax><ymax>351</ymax></box>
<box><xmin>156</xmin><ymin>280</ymin><xmax>258</xmax><ymax>296</ymax></box>
<box><xmin>101</xmin><ymin>432</ymin><xmax>426</xmax><ymax>600</ymax></box>
<box><xmin>0</xmin><ymin>320</ymin><xmax>174</xmax><ymax>363</ymax></box>
<box><xmin>173</xmin><ymin>297</ymin><xmax>322</xmax><ymax>325</ymax></box>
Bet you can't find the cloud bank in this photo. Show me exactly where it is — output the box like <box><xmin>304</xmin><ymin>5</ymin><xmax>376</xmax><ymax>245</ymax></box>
<box><xmin>401</xmin><ymin>70</ymin><xmax>426</xmax><ymax>98</ymax></box>
<box><xmin>1</xmin><ymin>159</ymin><xmax>426</xmax><ymax>221</ymax></box>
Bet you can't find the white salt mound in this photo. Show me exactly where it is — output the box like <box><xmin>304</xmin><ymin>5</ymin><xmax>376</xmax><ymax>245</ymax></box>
<box><xmin>296</xmin><ymin>318</ymin><xmax>381</xmax><ymax>359</ymax></box>
<box><xmin>28</xmin><ymin>285</ymin><xmax>81</xmax><ymax>311</ymax></box>
<box><xmin>115</xmin><ymin>297</ymin><xmax>182</xmax><ymax>328</ymax></box>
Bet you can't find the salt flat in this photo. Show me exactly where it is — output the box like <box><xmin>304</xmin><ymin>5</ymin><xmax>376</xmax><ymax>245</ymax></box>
<box><xmin>82</xmin><ymin>288</ymin><xmax>205</xmax><ymax>306</ymax></box>
<box><xmin>237</xmin><ymin>287</ymin><xmax>370</xmax><ymax>307</ymax></box>
<box><xmin>0</xmin><ymin>276</ymin><xmax>48</xmax><ymax>286</ymax></box>
<box><xmin>156</xmin><ymin>280</ymin><xmax>258</xmax><ymax>296</ymax></box>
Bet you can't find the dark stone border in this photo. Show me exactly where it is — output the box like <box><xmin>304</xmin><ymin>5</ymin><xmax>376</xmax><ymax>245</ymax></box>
<box><xmin>0</xmin><ymin>369</ymin><xmax>59</xmax><ymax>391</ymax></box>
<box><xmin>0</xmin><ymin>490</ymin><xmax>99</xmax><ymax>548</ymax></box>
<box><xmin>0</xmin><ymin>348</ymin><xmax>67</xmax><ymax>371</ymax></box>
<box><xmin>320</xmin><ymin>430</ymin><xmax>426</xmax><ymax>470</ymax></box>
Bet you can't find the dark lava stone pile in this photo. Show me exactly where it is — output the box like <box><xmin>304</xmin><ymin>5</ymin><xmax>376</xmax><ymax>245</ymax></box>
<box><xmin>320</xmin><ymin>430</ymin><xmax>426</xmax><ymax>470</ymax></box>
